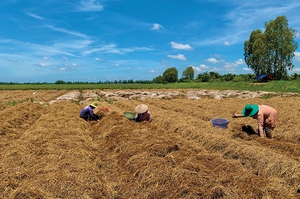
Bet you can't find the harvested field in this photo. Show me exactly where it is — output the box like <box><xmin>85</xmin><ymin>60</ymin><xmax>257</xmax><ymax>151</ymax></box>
<box><xmin>0</xmin><ymin>90</ymin><xmax>300</xmax><ymax>199</ymax></box>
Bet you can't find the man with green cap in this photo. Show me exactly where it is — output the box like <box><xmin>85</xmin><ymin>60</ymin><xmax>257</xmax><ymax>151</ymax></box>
<box><xmin>233</xmin><ymin>104</ymin><xmax>277</xmax><ymax>138</ymax></box>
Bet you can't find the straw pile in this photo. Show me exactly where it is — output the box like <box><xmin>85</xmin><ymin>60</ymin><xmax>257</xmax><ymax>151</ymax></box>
<box><xmin>0</xmin><ymin>90</ymin><xmax>299</xmax><ymax>198</ymax></box>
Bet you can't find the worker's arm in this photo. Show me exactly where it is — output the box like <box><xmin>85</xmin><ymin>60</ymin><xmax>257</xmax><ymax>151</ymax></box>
<box><xmin>232</xmin><ymin>113</ymin><xmax>245</xmax><ymax>118</ymax></box>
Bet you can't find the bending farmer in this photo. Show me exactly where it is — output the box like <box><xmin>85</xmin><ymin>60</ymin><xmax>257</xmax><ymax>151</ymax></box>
<box><xmin>135</xmin><ymin>104</ymin><xmax>152</xmax><ymax>122</ymax></box>
<box><xmin>233</xmin><ymin>104</ymin><xmax>277</xmax><ymax>138</ymax></box>
<box><xmin>80</xmin><ymin>102</ymin><xmax>99</xmax><ymax>121</ymax></box>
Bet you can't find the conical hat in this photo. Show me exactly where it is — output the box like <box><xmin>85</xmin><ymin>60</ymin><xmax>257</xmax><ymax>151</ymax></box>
<box><xmin>135</xmin><ymin>104</ymin><xmax>148</xmax><ymax>114</ymax></box>
<box><xmin>90</xmin><ymin>102</ymin><xmax>98</xmax><ymax>108</ymax></box>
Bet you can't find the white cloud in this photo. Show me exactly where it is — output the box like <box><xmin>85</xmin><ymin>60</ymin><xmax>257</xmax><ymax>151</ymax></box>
<box><xmin>43</xmin><ymin>56</ymin><xmax>48</xmax><ymax>60</ymax></box>
<box><xmin>171</xmin><ymin>41</ymin><xmax>193</xmax><ymax>50</ymax></box>
<box><xmin>60</xmin><ymin>68</ymin><xmax>66</xmax><ymax>71</ymax></box>
<box><xmin>26</xmin><ymin>13</ymin><xmax>44</xmax><ymax>20</ymax></box>
<box><xmin>149</xmin><ymin>70</ymin><xmax>157</xmax><ymax>73</ymax></box>
<box><xmin>224</xmin><ymin>62</ymin><xmax>238</xmax><ymax>68</ymax></box>
<box><xmin>294</xmin><ymin>52</ymin><xmax>300</xmax><ymax>61</ymax></box>
<box><xmin>293</xmin><ymin>68</ymin><xmax>300</xmax><ymax>72</ymax></box>
<box><xmin>192</xmin><ymin>66</ymin><xmax>202</xmax><ymax>72</ymax></box>
<box><xmin>199</xmin><ymin>64</ymin><xmax>209</xmax><ymax>69</ymax></box>
<box><xmin>235</xmin><ymin>58</ymin><xmax>244</xmax><ymax>65</ymax></box>
<box><xmin>114</xmin><ymin>63</ymin><xmax>120</xmax><ymax>66</ymax></box>
<box><xmin>72</xmin><ymin>63</ymin><xmax>77</xmax><ymax>66</ymax></box>
<box><xmin>151</xmin><ymin>23</ymin><xmax>164</xmax><ymax>30</ymax></box>
<box><xmin>45</xmin><ymin>25</ymin><xmax>89</xmax><ymax>39</ymax></box>
<box><xmin>95</xmin><ymin>57</ymin><xmax>102</xmax><ymax>61</ymax></box>
<box><xmin>63</xmin><ymin>56</ymin><xmax>68</xmax><ymax>60</ymax></box>
<box><xmin>224</xmin><ymin>41</ymin><xmax>230</xmax><ymax>46</ymax></box>
<box><xmin>243</xmin><ymin>67</ymin><xmax>251</xmax><ymax>71</ymax></box>
<box><xmin>82</xmin><ymin>44</ymin><xmax>153</xmax><ymax>55</ymax></box>
<box><xmin>36</xmin><ymin>63</ymin><xmax>47</xmax><ymax>67</ymax></box>
<box><xmin>80</xmin><ymin>0</ymin><xmax>103</xmax><ymax>11</ymax></box>
<box><xmin>167</xmin><ymin>54</ymin><xmax>187</xmax><ymax>61</ymax></box>
<box><xmin>207</xmin><ymin>58</ymin><xmax>219</xmax><ymax>63</ymax></box>
<box><xmin>192</xmin><ymin>64</ymin><xmax>210</xmax><ymax>72</ymax></box>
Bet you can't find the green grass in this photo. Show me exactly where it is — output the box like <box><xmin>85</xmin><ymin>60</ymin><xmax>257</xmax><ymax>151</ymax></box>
<box><xmin>0</xmin><ymin>80</ymin><xmax>299</xmax><ymax>93</ymax></box>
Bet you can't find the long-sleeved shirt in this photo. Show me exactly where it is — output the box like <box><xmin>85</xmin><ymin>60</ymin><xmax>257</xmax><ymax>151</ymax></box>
<box><xmin>80</xmin><ymin>105</ymin><xmax>98</xmax><ymax>120</ymax></box>
<box><xmin>136</xmin><ymin>110</ymin><xmax>152</xmax><ymax>122</ymax></box>
<box><xmin>253</xmin><ymin>105</ymin><xmax>277</xmax><ymax>133</ymax></box>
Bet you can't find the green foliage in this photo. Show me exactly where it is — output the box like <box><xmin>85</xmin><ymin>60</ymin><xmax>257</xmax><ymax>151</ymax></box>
<box><xmin>0</xmin><ymin>80</ymin><xmax>300</xmax><ymax>93</ymax></box>
<box><xmin>162</xmin><ymin>67</ymin><xmax>178</xmax><ymax>83</ymax></box>
<box><xmin>196</xmin><ymin>72</ymin><xmax>210</xmax><ymax>82</ymax></box>
<box><xmin>182</xmin><ymin>66</ymin><xmax>194</xmax><ymax>80</ymax></box>
<box><xmin>209</xmin><ymin>71</ymin><xmax>221</xmax><ymax>79</ymax></box>
<box><xmin>244</xmin><ymin>15</ymin><xmax>298</xmax><ymax>80</ymax></box>
<box><xmin>5</xmin><ymin>100</ymin><xmax>23</xmax><ymax>106</ymax></box>
<box><xmin>153</xmin><ymin>75</ymin><xmax>163</xmax><ymax>83</ymax></box>
<box><xmin>289</xmin><ymin>73</ymin><xmax>300</xmax><ymax>80</ymax></box>
<box><xmin>55</xmin><ymin>80</ymin><xmax>66</xmax><ymax>84</ymax></box>
<box><xmin>105</xmin><ymin>98</ymin><xmax>115</xmax><ymax>104</ymax></box>
<box><xmin>74</xmin><ymin>99</ymin><xmax>80</xmax><ymax>105</ymax></box>
<box><xmin>232</xmin><ymin>76</ymin><xmax>244</xmax><ymax>82</ymax></box>
<box><xmin>221</xmin><ymin>73</ymin><xmax>235</xmax><ymax>81</ymax></box>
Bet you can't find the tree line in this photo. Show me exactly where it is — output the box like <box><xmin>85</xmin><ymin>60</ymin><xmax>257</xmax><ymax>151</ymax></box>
<box><xmin>0</xmin><ymin>71</ymin><xmax>299</xmax><ymax>85</ymax></box>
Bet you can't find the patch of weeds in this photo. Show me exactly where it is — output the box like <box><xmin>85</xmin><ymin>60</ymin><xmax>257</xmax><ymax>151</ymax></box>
<box><xmin>90</xmin><ymin>96</ymin><xmax>102</xmax><ymax>102</ymax></box>
<box><xmin>261</xmin><ymin>94</ymin><xmax>273</xmax><ymax>99</ymax></box>
<box><xmin>74</xmin><ymin>99</ymin><xmax>80</xmax><ymax>105</ymax></box>
<box><xmin>5</xmin><ymin>100</ymin><xmax>23</xmax><ymax>106</ymax></box>
<box><xmin>105</xmin><ymin>98</ymin><xmax>114</xmax><ymax>104</ymax></box>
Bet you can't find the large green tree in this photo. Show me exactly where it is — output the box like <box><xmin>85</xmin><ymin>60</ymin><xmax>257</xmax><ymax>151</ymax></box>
<box><xmin>162</xmin><ymin>67</ymin><xmax>178</xmax><ymax>83</ymax></box>
<box><xmin>244</xmin><ymin>15</ymin><xmax>298</xmax><ymax>80</ymax></box>
<box><xmin>182</xmin><ymin>66</ymin><xmax>194</xmax><ymax>80</ymax></box>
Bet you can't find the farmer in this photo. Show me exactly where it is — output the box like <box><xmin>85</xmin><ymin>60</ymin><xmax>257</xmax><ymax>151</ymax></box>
<box><xmin>80</xmin><ymin>102</ymin><xmax>99</xmax><ymax>121</ymax></box>
<box><xmin>135</xmin><ymin>104</ymin><xmax>152</xmax><ymax>122</ymax></box>
<box><xmin>233</xmin><ymin>104</ymin><xmax>277</xmax><ymax>138</ymax></box>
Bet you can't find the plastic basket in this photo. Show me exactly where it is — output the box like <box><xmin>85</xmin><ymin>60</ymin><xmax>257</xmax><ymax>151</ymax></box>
<box><xmin>124</xmin><ymin>112</ymin><xmax>135</xmax><ymax>119</ymax></box>
<box><xmin>211</xmin><ymin>118</ymin><xmax>229</xmax><ymax>129</ymax></box>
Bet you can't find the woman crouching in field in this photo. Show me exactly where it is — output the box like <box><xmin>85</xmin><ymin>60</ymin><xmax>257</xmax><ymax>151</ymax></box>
<box><xmin>134</xmin><ymin>104</ymin><xmax>152</xmax><ymax>122</ymax></box>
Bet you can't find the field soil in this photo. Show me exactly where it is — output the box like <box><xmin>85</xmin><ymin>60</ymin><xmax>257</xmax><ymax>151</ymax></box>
<box><xmin>0</xmin><ymin>90</ymin><xmax>299</xmax><ymax>199</ymax></box>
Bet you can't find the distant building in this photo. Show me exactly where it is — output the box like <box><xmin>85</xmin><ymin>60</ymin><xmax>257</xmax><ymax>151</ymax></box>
<box><xmin>254</xmin><ymin>74</ymin><xmax>273</xmax><ymax>82</ymax></box>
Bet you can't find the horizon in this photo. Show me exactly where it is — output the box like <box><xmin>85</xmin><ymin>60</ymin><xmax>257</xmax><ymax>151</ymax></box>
<box><xmin>1</xmin><ymin>0</ymin><xmax>300</xmax><ymax>83</ymax></box>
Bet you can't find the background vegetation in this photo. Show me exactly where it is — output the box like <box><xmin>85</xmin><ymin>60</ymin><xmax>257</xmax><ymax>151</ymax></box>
<box><xmin>0</xmin><ymin>73</ymin><xmax>300</xmax><ymax>93</ymax></box>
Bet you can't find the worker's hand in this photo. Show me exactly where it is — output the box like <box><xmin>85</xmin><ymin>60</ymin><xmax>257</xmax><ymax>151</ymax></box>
<box><xmin>232</xmin><ymin>114</ymin><xmax>237</xmax><ymax>118</ymax></box>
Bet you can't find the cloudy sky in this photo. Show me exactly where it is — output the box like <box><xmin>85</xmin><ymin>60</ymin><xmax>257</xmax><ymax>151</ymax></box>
<box><xmin>1</xmin><ymin>0</ymin><xmax>300</xmax><ymax>83</ymax></box>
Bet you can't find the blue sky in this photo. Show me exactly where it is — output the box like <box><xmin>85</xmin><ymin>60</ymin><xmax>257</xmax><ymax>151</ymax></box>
<box><xmin>1</xmin><ymin>0</ymin><xmax>300</xmax><ymax>83</ymax></box>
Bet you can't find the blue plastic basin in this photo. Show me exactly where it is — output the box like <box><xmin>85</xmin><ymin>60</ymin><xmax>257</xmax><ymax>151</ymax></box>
<box><xmin>211</xmin><ymin>118</ymin><xmax>228</xmax><ymax>129</ymax></box>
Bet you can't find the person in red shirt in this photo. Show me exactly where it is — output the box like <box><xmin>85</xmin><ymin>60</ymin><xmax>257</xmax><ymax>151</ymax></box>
<box><xmin>134</xmin><ymin>104</ymin><xmax>152</xmax><ymax>122</ymax></box>
<box><xmin>233</xmin><ymin>104</ymin><xmax>277</xmax><ymax>138</ymax></box>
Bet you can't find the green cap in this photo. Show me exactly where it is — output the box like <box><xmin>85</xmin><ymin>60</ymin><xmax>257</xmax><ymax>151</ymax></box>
<box><xmin>242</xmin><ymin>104</ymin><xmax>259</xmax><ymax>117</ymax></box>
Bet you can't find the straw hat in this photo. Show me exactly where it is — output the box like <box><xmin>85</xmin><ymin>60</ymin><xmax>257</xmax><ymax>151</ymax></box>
<box><xmin>135</xmin><ymin>104</ymin><xmax>148</xmax><ymax>114</ymax></box>
<box><xmin>242</xmin><ymin>104</ymin><xmax>259</xmax><ymax>117</ymax></box>
<box><xmin>90</xmin><ymin>102</ymin><xmax>98</xmax><ymax>108</ymax></box>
